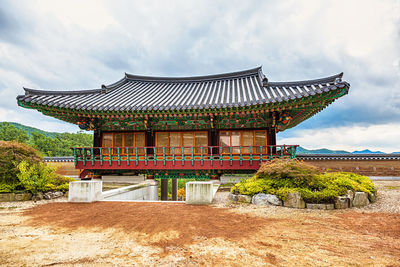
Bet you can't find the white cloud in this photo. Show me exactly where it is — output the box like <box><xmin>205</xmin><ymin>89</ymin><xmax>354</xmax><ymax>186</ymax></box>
<box><xmin>0</xmin><ymin>0</ymin><xmax>399</xmax><ymax>151</ymax></box>
<box><xmin>279</xmin><ymin>123</ymin><xmax>400</xmax><ymax>153</ymax></box>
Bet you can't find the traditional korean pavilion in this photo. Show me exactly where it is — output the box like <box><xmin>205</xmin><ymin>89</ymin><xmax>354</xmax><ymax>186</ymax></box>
<box><xmin>17</xmin><ymin>67</ymin><xmax>350</xmax><ymax>183</ymax></box>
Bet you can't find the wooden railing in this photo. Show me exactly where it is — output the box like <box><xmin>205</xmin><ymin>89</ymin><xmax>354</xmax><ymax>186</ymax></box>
<box><xmin>72</xmin><ymin>145</ymin><xmax>298</xmax><ymax>168</ymax></box>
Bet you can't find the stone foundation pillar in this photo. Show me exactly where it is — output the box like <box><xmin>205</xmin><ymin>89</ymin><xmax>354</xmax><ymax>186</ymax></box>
<box><xmin>171</xmin><ymin>179</ymin><xmax>178</xmax><ymax>201</ymax></box>
<box><xmin>161</xmin><ymin>179</ymin><xmax>169</xmax><ymax>201</ymax></box>
<box><xmin>68</xmin><ymin>181</ymin><xmax>103</xmax><ymax>203</ymax></box>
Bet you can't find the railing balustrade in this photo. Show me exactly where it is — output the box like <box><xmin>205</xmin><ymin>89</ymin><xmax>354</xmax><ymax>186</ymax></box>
<box><xmin>72</xmin><ymin>145</ymin><xmax>298</xmax><ymax>167</ymax></box>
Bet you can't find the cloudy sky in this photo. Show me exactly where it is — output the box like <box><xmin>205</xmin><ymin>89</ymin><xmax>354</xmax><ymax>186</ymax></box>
<box><xmin>0</xmin><ymin>0</ymin><xmax>399</xmax><ymax>152</ymax></box>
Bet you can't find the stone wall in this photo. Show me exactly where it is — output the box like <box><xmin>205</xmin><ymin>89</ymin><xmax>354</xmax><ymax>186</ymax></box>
<box><xmin>303</xmin><ymin>160</ymin><xmax>400</xmax><ymax>176</ymax></box>
<box><xmin>47</xmin><ymin>162</ymin><xmax>79</xmax><ymax>177</ymax></box>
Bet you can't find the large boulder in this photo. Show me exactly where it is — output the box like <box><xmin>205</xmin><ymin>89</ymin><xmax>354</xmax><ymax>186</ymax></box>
<box><xmin>346</xmin><ymin>190</ymin><xmax>355</xmax><ymax>207</ymax></box>
<box><xmin>0</xmin><ymin>193</ymin><xmax>13</xmax><ymax>202</ymax></box>
<box><xmin>44</xmin><ymin>191</ymin><xmax>64</xmax><ymax>200</ymax></box>
<box><xmin>334</xmin><ymin>196</ymin><xmax>350</xmax><ymax>209</ymax></box>
<box><xmin>237</xmin><ymin>194</ymin><xmax>252</xmax><ymax>203</ymax></box>
<box><xmin>14</xmin><ymin>192</ymin><xmax>32</xmax><ymax>201</ymax></box>
<box><xmin>283</xmin><ymin>192</ymin><xmax>305</xmax><ymax>209</ymax></box>
<box><xmin>352</xmin><ymin>192</ymin><xmax>370</xmax><ymax>207</ymax></box>
<box><xmin>32</xmin><ymin>192</ymin><xmax>44</xmax><ymax>201</ymax></box>
<box><xmin>252</xmin><ymin>193</ymin><xmax>282</xmax><ymax>206</ymax></box>
<box><xmin>368</xmin><ymin>193</ymin><xmax>377</xmax><ymax>203</ymax></box>
<box><xmin>229</xmin><ymin>193</ymin><xmax>238</xmax><ymax>201</ymax></box>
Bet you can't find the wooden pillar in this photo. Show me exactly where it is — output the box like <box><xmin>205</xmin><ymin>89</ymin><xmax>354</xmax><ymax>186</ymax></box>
<box><xmin>268</xmin><ymin>127</ymin><xmax>277</xmax><ymax>155</ymax></box>
<box><xmin>268</xmin><ymin>127</ymin><xmax>276</xmax><ymax>146</ymax></box>
<box><xmin>161</xmin><ymin>179</ymin><xmax>169</xmax><ymax>201</ymax></box>
<box><xmin>171</xmin><ymin>179</ymin><xmax>178</xmax><ymax>201</ymax></box>
<box><xmin>93</xmin><ymin>130</ymin><xmax>101</xmax><ymax>147</ymax></box>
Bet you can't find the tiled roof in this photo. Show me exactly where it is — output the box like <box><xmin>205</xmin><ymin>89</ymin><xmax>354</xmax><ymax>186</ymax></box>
<box><xmin>17</xmin><ymin>67</ymin><xmax>349</xmax><ymax>112</ymax></box>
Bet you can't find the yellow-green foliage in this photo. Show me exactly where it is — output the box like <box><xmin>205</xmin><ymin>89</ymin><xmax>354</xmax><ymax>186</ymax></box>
<box><xmin>231</xmin><ymin>159</ymin><xmax>376</xmax><ymax>203</ymax></box>
<box><xmin>17</xmin><ymin>161</ymin><xmax>75</xmax><ymax>194</ymax></box>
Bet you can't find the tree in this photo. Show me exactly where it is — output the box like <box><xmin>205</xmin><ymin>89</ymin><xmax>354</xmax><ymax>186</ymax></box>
<box><xmin>0</xmin><ymin>141</ymin><xmax>42</xmax><ymax>184</ymax></box>
<box><xmin>0</xmin><ymin>123</ymin><xmax>29</xmax><ymax>143</ymax></box>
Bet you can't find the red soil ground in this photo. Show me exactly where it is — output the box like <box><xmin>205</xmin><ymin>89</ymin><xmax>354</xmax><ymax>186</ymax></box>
<box><xmin>13</xmin><ymin>201</ymin><xmax>400</xmax><ymax>266</ymax></box>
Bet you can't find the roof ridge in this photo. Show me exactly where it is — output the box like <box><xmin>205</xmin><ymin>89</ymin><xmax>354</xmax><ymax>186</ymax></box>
<box><xmin>22</xmin><ymin>87</ymin><xmax>106</xmax><ymax>96</ymax></box>
<box><xmin>268</xmin><ymin>72</ymin><xmax>344</xmax><ymax>87</ymax></box>
<box><xmin>124</xmin><ymin>66</ymin><xmax>262</xmax><ymax>83</ymax></box>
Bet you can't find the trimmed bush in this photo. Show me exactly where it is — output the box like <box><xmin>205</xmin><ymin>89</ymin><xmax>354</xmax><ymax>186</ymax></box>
<box><xmin>231</xmin><ymin>159</ymin><xmax>376</xmax><ymax>204</ymax></box>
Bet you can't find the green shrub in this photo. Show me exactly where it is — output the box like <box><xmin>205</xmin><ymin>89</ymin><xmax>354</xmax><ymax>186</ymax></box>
<box><xmin>0</xmin><ymin>141</ymin><xmax>42</xmax><ymax>184</ymax></box>
<box><xmin>231</xmin><ymin>159</ymin><xmax>376</xmax><ymax>203</ymax></box>
<box><xmin>0</xmin><ymin>183</ymin><xmax>17</xmax><ymax>193</ymax></box>
<box><xmin>16</xmin><ymin>161</ymin><xmax>75</xmax><ymax>194</ymax></box>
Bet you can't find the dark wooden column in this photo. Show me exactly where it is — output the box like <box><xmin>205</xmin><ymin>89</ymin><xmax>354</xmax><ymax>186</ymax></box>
<box><xmin>93</xmin><ymin>130</ymin><xmax>101</xmax><ymax>147</ymax></box>
<box><xmin>210</xmin><ymin>128</ymin><xmax>218</xmax><ymax>155</ymax></box>
<box><xmin>268</xmin><ymin>127</ymin><xmax>276</xmax><ymax>146</ymax></box>
<box><xmin>171</xmin><ymin>179</ymin><xmax>178</xmax><ymax>201</ymax></box>
<box><xmin>145</xmin><ymin>128</ymin><xmax>154</xmax><ymax>157</ymax></box>
<box><xmin>268</xmin><ymin>127</ymin><xmax>277</xmax><ymax>155</ymax></box>
<box><xmin>161</xmin><ymin>179</ymin><xmax>169</xmax><ymax>201</ymax></box>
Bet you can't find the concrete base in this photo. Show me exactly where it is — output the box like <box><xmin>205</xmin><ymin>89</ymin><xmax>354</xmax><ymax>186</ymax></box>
<box><xmin>68</xmin><ymin>181</ymin><xmax>103</xmax><ymax>203</ymax></box>
<box><xmin>185</xmin><ymin>181</ymin><xmax>220</xmax><ymax>205</ymax></box>
<box><xmin>102</xmin><ymin>180</ymin><xmax>159</xmax><ymax>201</ymax></box>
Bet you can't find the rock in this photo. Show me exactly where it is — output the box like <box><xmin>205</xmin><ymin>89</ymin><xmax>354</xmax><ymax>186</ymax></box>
<box><xmin>283</xmin><ymin>192</ymin><xmax>305</xmax><ymax>209</ymax></box>
<box><xmin>306</xmin><ymin>203</ymin><xmax>334</xmax><ymax>210</ymax></box>
<box><xmin>0</xmin><ymin>193</ymin><xmax>14</xmax><ymax>202</ymax></box>
<box><xmin>368</xmin><ymin>193</ymin><xmax>376</xmax><ymax>203</ymax></box>
<box><xmin>252</xmin><ymin>193</ymin><xmax>282</xmax><ymax>206</ymax></box>
<box><xmin>32</xmin><ymin>192</ymin><xmax>44</xmax><ymax>201</ymax></box>
<box><xmin>306</xmin><ymin>203</ymin><xmax>324</xmax><ymax>209</ymax></box>
<box><xmin>237</xmin><ymin>194</ymin><xmax>252</xmax><ymax>203</ymax></box>
<box><xmin>346</xmin><ymin>190</ymin><xmax>355</xmax><ymax>207</ymax></box>
<box><xmin>335</xmin><ymin>196</ymin><xmax>350</xmax><ymax>209</ymax></box>
<box><xmin>352</xmin><ymin>192</ymin><xmax>370</xmax><ymax>207</ymax></box>
<box><xmin>252</xmin><ymin>193</ymin><xmax>268</xmax><ymax>205</ymax></box>
<box><xmin>229</xmin><ymin>193</ymin><xmax>238</xmax><ymax>201</ymax></box>
<box><xmin>14</xmin><ymin>193</ymin><xmax>32</xmax><ymax>201</ymax></box>
<box><xmin>266</xmin><ymin>194</ymin><xmax>283</xmax><ymax>206</ymax></box>
<box><xmin>44</xmin><ymin>191</ymin><xmax>64</xmax><ymax>200</ymax></box>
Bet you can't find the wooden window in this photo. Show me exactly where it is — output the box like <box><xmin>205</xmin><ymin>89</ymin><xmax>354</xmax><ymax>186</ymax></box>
<box><xmin>220</xmin><ymin>131</ymin><xmax>230</xmax><ymax>153</ymax></box>
<box><xmin>242</xmin><ymin>131</ymin><xmax>254</xmax><ymax>154</ymax></box>
<box><xmin>170</xmin><ymin>132</ymin><xmax>181</xmax><ymax>154</ymax></box>
<box><xmin>231</xmin><ymin>131</ymin><xmax>240</xmax><ymax>154</ymax></box>
<box><xmin>135</xmin><ymin>133</ymin><xmax>145</xmax><ymax>155</ymax></box>
<box><xmin>194</xmin><ymin>132</ymin><xmax>207</xmax><ymax>154</ymax></box>
<box><xmin>156</xmin><ymin>132</ymin><xmax>169</xmax><ymax>154</ymax></box>
<box><xmin>183</xmin><ymin>132</ymin><xmax>194</xmax><ymax>154</ymax></box>
<box><xmin>155</xmin><ymin>131</ymin><xmax>208</xmax><ymax>155</ymax></box>
<box><xmin>102</xmin><ymin>132</ymin><xmax>145</xmax><ymax>155</ymax></box>
<box><xmin>219</xmin><ymin>130</ymin><xmax>268</xmax><ymax>154</ymax></box>
<box><xmin>254</xmin><ymin>130</ymin><xmax>267</xmax><ymax>153</ymax></box>
<box><xmin>113</xmin><ymin>133</ymin><xmax>123</xmax><ymax>154</ymax></box>
<box><xmin>103</xmin><ymin>133</ymin><xmax>113</xmax><ymax>148</ymax></box>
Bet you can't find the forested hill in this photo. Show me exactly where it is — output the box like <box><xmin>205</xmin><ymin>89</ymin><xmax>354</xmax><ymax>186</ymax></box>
<box><xmin>0</xmin><ymin>122</ymin><xmax>92</xmax><ymax>157</ymax></box>
<box><xmin>1</xmin><ymin>122</ymin><xmax>58</xmax><ymax>138</ymax></box>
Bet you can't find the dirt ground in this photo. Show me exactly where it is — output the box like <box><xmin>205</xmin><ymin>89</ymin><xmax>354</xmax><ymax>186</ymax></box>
<box><xmin>1</xmin><ymin>181</ymin><xmax>400</xmax><ymax>266</ymax></box>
